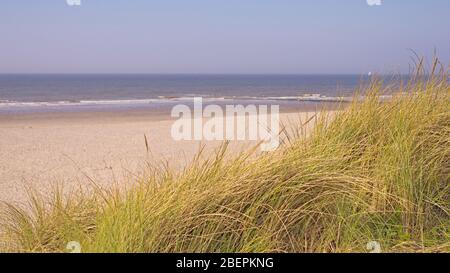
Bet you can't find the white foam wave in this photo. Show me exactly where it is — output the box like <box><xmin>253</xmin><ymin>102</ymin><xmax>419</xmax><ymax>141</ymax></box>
<box><xmin>0</xmin><ymin>94</ymin><xmax>392</xmax><ymax>108</ymax></box>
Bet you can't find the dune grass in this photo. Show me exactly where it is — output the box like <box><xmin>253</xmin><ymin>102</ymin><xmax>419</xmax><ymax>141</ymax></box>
<box><xmin>1</xmin><ymin>64</ymin><xmax>449</xmax><ymax>253</ymax></box>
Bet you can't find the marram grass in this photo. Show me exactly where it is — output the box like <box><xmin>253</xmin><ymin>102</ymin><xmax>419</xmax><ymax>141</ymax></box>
<box><xmin>1</xmin><ymin>69</ymin><xmax>449</xmax><ymax>253</ymax></box>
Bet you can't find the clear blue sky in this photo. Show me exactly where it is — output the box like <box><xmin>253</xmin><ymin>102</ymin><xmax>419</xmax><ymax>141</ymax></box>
<box><xmin>1</xmin><ymin>0</ymin><xmax>449</xmax><ymax>74</ymax></box>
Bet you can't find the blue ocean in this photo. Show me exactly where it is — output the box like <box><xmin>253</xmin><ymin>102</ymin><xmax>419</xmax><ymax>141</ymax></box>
<box><xmin>0</xmin><ymin>74</ymin><xmax>394</xmax><ymax>113</ymax></box>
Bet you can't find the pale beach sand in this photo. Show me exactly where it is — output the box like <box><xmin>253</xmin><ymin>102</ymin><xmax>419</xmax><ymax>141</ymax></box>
<box><xmin>0</xmin><ymin>108</ymin><xmax>328</xmax><ymax>205</ymax></box>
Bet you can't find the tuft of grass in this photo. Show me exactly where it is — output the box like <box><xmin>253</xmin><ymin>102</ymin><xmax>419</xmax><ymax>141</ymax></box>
<box><xmin>1</xmin><ymin>62</ymin><xmax>449</xmax><ymax>253</ymax></box>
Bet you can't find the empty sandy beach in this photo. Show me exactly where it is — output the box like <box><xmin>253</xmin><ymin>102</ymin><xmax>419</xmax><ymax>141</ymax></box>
<box><xmin>0</xmin><ymin>108</ymin><xmax>323</xmax><ymax>205</ymax></box>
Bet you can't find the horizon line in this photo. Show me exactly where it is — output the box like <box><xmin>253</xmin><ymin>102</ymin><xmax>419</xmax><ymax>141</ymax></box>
<box><xmin>0</xmin><ymin>72</ymin><xmax>411</xmax><ymax>76</ymax></box>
